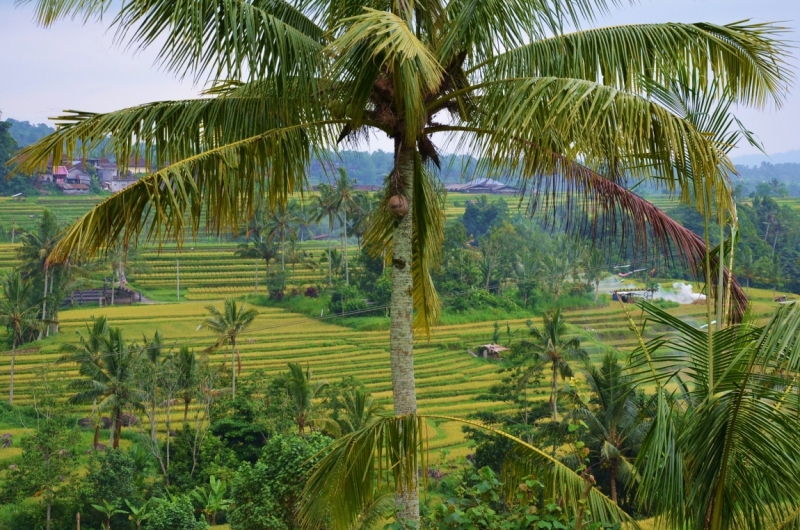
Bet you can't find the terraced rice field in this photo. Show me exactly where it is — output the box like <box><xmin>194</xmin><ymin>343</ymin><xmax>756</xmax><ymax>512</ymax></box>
<box><xmin>0</xmin><ymin>290</ymin><xmax>782</xmax><ymax>454</ymax></box>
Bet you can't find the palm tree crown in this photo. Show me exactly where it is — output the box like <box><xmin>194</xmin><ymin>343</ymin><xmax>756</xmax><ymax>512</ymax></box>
<box><xmin>68</xmin><ymin>327</ymin><xmax>143</xmax><ymax>449</ymax></box>
<box><xmin>527</xmin><ymin>308</ymin><xmax>587</xmax><ymax>423</ymax></box>
<box><xmin>203</xmin><ymin>298</ymin><xmax>259</xmax><ymax>398</ymax></box>
<box><xmin>0</xmin><ymin>270</ymin><xmax>42</xmax><ymax>405</ymax></box>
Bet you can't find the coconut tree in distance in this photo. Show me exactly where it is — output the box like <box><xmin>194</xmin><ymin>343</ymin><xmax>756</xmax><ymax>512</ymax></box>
<box><xmin>313</xmin><ymin>182</ymin><xmax>340</xmax><ymax>286</ymax></box>
<box><xmin>58</xmin><ymin>315</ymin><xmax>110</xmax><ymax>448</ymax></box>
<box><xmin>202</xmin><ymin>299</ymin><xmax>259</xmax><ymax>399</ymax></box>
<box><xmin>265</xmin><ymin>202</ymin><xmax>301</xmax><ymax>271</ymax></box>
<box><xmin>67</xmin><ymin>327</ymin><xmax>143</xmax><ymax>449</ymax></box>
<box><xmin>527</xmin><ymin>308</ymin><xmax>587</xmax><ymax>424</ymax></box>
<box><xmin>329</xmin><ymin>167</ymin><xmax>359</xmax><ymax>285</ymax></box>
<box><xmin>176</xmin><ymin>345</ymin><xmax>197</xmax><ymax>423</ymax></box>
<box><xmin>583</xmin><ymin>247</ymin><xmax>610</xmax><ymax>303</ymax></box>
<box><xmin>0</xmin><ymin>270</ymin><xmax>42</xmax><ymax>406</ymax></box>
<box><xmin>14</xmin><ymin>0</ymin><xmax>791</xmax><ymax>523</ymax></box>
<box><xmin>567</xmin><ymin>351</ymin><xmax>647</xmax><ymax>505</ymax></box>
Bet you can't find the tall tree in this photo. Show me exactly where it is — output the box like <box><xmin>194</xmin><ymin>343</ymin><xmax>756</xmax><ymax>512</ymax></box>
<box><xmin>16</xmin><ymin>1</ymin><xmax>789</xmax><ymax>521</ymax></box>
<box><xmin>582</xmin><ymin>247</ymin><xmax>609</xmax><ymax>303</ymax></box>
<box><xmin>527</xmin><ymin>309</ymin><xmax>587</xmax><ymax>424</ymax></box>
<box><xmin>67</xmin><ymin>327</ymin><xmax>143</xmax><ymax>449</ymax></box>
<box><xmin>265</xmin><ymin>202</ymin><xmax>301</xmax><ymax>271</ymax></box>
<box><xmin>176</xmin><ymin>345</ymin><xmax>197</xmax><ymax>423</ymax></box>
<box><xmin>16</xmin><ymin>208</ymin><xmax>60</xmax><ymax>338</ymax></box>
<box><xmin>284</xmin><ymin>236</ymin><xmax>313</xmax><ymax>287</ymax></box>
<box><xmin>329</xmin><ymin>167</ymin><xmax>359</xmax><ymax>285</ymax></box>
<box><xmin>276</xmin><ymin>362</ymin><xmax>332</xmax><ymax>435</ymax></box>
<box><xmin>58</xmin><ymin>315</ymin><xmax>110</xmax><ymax>448</ymax></box>
<box><xmin>569</xmin><ymin>352</ymin><xmax>647</xmax><ymax>505</ymax></box>
<box><xmin>203</xmin><ymin>299</ymin><xmax>259</xmax><ymax>399</ymax></box>
<box><xmin>313</xmin><ymin>183</ymin><xmax>339</xmax><ymax>286</ymax></box>
<box><xmin>0</xmin><ymin>270</ymin><xmax>41</xmax><ymax>405</ymax></box>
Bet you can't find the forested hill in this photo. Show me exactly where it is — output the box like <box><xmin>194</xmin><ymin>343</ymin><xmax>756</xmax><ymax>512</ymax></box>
<box><xmin>7</xmin><ymin>117</ymin><xmax>800</xmax><ymax>189</ymax></box>
<box><xmin>7</xmin><ymin>118</ymin><xmax>55</xmax><ymax>148</ymax></box>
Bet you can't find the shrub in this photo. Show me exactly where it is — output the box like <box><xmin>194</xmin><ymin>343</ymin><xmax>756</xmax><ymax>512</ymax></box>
<box><xmin>329</xmin><ymin>284</ymin><xmax>367</xmax><ymax>316</ymax></box>
<box><xmin>430</xmin><ymin>466</ymin><xmax>619</xmax><ymax>530</ymax></box>
<box><xmin>228</xmin><ymin>434</ymin><xmax>332</xmax><ymax>530</ymax></box>
<box><xmin>304</xmin><ymin>285</ymin><xmax>319</xmax><ymax>298</ymax></box>
<box><xmin>145</xmin><ymin>495</ymin><xmax>207</xmax><ymax>530</ymax></box>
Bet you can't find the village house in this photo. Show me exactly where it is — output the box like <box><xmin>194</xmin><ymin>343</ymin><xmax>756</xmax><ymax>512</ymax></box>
<box><xmin>444</xmin><ymin>178</ymin><xmax>519</xmax><ymax>194</ymax></box>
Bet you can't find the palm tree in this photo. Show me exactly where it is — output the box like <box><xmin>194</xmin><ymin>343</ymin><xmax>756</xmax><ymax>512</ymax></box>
<box><xmin>16</xmin><ymin>208</ymin><xmax>60</xmax><ymax>338</ymax></box>
<box><xmin>0</xmin><ymin>270</ymin><xmax>42</xmax><ymax>405</ymax></box>
<box><xmin>582</xmin><ymin>247</ymin><xmax>609</xmax><ymax>303</ymax></box>
<box><xmin>329</xmin><ymin>168</ymin><xmax>359</xmax><ymax>285</ymax></box>
<box><xmin>539</xmin><ymin>236</ymin><xmax>582</xmax><ymax>302</ymax></box>
<box><xmin>527</xmin><ymin>309</ymin><xmax>587</xmax><ymax>424</ymax></box>
<box><xmin>284</xmin><ymin>236</ymin><xmax>314</xmax><ymax>288</ymax></box>
<box><xmin>568</xmin><ymin>352</ymin><xmax>646</xmax><ymax>505</ymax></box>
<box><xmin>314</xmin><ymin>183</ymin><xmax>339</xmax><ymax>286</ymax></box>
<box><xmin>68</xmin><ymin>327</ymin><xmax>143</xmax><ymax>449</ymax></box>
<box><xmin>350</xmin><ymin>193</ymin><xmax>379</xmax><ymax>249</ymax></box>
<box><xmin>276</xmin><ymin>362</ymin><xmax>332</xmax><ymax>435</ymax></box>
<box><xmin>59</xmin><ymin>315</ymin><xmax>109</xmax><ymax>448</ymax></box>
<box><xmin>265</xmin><ymin>202</ymin><xmax>301</xmax><ymax>271</ymax></box>
<box><xmin>295</xmin><ymin>204</ymin><xmax>316</xmax><ymax>242</ymax></box>
<box><xmin>203</xmin><ymin>299</ymin><xmax>259</xmax><ymax>399</ymax></box>
<box><xmin>234</xmin><ymin>239</ymin><xmax>278</xmax><ymax>294</ymax></box>
<box><xmin>337</xmin><ymin>388</ymin><xmax>383</xmax><ymax>434</ymax></box>
<box><xmin>176</xmin><ymin>346</ymin><xmax>197</xmax><ymax>423</ymax></box>
<box><xmin>18</xmin><ymin>1</ymin><xmax>788</xmax><ymax>521</ymax></box>
<box><xmin>629</xmin><ymin>301</ymin><xmax>800</xmax><ymax>530</ymax></box>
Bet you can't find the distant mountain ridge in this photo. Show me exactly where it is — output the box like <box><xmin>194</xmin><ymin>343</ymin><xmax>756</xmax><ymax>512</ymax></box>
<box><xmin>6</xmin><ymin>118</ymin><xmax>55</xmax><ymax>148</ymax></box>
<box><xmin>731</xmin><ymin>150</ymin><xmax>800</xmax><ymax>167</ymax></box>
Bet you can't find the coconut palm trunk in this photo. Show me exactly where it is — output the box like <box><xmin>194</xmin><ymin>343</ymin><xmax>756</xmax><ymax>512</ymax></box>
<box><xmin>389</xmin><ymin>146</ymin><xmax>418</xmax><ymax>521</ymax></box>
<box><xmin>328</xmin><ymin>215</ymin><xmax>334</xmax><ymax>285</ymax></box>
<box><xmin>112</xmin><ymin>406</ymin><xmax>122</xmax><ymax>449</ymax></box>
<box><xmin>38</xmin><ymin>268</ymin><xmax>48</xmax><ymax>340</ymax></box>
<box><xmin>9</xmin><ymin>343</ymin><xmax>15</xmax><ymax>406</ymax></box>
<box><xmin>343</xmin><ymin>208</ymin><xmax>349</xmax><ymax>285</ymax></box>
<box><xmin>551</xmin><ymin>362</ymin><xmax>559</xmax><ymax>423</ymax></box>
<box><xmin>231</xmin><ymin>340</ymin><xmax>237</xmax><ymax>399</ymax></box>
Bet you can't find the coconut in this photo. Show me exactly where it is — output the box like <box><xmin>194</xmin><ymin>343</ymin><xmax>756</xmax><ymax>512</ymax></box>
<box><xmin>388</xmin><ymin>195</ymin><xmax>409</xmax><ymax>218</ymax></box>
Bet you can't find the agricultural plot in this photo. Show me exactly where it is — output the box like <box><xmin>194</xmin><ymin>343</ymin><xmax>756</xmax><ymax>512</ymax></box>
<box><xmin>0</xmin><ymin>292</ymin><xmax>782</xmax><ymax>454</ymax></box>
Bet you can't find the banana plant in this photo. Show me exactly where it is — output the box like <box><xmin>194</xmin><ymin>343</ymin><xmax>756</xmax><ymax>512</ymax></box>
<box><xmin>123</xmin><ymin>499</ymin><xmax>151</xmax><ymax>530</ymax></box>
<box><xmin>191</xmin><ymin>475</ymin><xmax>231</xmax><ymax>525</ymax></box>
<box><xmin>91</xmin><ymin>499</ymin><xmax>125</xmax><ymax>530</ymax></box>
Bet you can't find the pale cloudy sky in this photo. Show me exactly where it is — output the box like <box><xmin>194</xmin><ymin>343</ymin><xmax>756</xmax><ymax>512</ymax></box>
<box><xmin>0</xmin><ymin>0</ymin><xmax>797</xmax><ymax>157</ymax></box>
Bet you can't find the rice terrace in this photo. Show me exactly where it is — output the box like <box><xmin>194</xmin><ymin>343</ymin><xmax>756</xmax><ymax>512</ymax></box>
<box><xmin>1</xmin><ymin>1</ymin><xmax>800</xmax><ymax>530</ymax></box>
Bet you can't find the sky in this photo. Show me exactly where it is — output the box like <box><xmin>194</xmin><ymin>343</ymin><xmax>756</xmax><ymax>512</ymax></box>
<box><xmin>0</xmin><ymin>0</ymin><xmax>798</xmax><ymax>158</ymax></box>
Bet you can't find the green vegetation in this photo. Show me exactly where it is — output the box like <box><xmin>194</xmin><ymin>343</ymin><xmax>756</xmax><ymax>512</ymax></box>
<box><xmin>2</xmin><ymin>0</ymin><xmax>796</xmax><ymax>528</ymax></box>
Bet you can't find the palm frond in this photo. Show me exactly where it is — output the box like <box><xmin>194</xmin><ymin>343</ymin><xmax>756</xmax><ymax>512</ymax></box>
<box><xmin>479</xmin><ymin>21</ymin><xmax>791</xmax><ymax>108</ymax></box>
<box><xmin>632</xmin><ymin>302</ymin><xmax>800</xmax><ymax>530</ymax></box>
<box><xmin>299</xmin><ymin>414</ymin><xmax>427</xmax><ymax>530</ymax></box>
<box><xmin>23</xmin><ymin>0</ymin><xmax>325</xmax><ymax>84</ymax></box>
<box><xmin>299</xmin><ymin>414</ymin><xmax>635</xmax><ymax>530</ymax></box>
<box><xmin>444</xmin><ymin>77</ymin><xmax>731</xmax><ymax>214</ymax></box>
<box><xmin>328</xmin><ymin>8</ymin><xmax>443</xmax><ymax>144</ymax></box>
<box><xmin>42</xmin><ymin>121</ymin><xmax>343</xmax><ymax>263</ymax></box>
<box><xmin>11</xmin><ymin>92</ymin><xmax>325</xmax><ymax>178</ymax></box>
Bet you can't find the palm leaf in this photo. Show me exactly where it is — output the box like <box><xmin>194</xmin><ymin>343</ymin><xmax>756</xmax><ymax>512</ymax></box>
<box><xmin>298</xmin><ymin>414</ymin><xmax>635</xmax><ymax>530</ymax></box>
<box><xmin>40</xmin><ymin>121</ymin><xmax>343</xmax><ymax>263</ymax></box>
<box><xmin>479</xmin><ymin>21</ymin><xmax>791</xmax><ymax>108</ymax></box>
<box><xmin>22</xmin><ymin>0</ymin><xmax>325</xmax><ymax>84</ymax></box>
